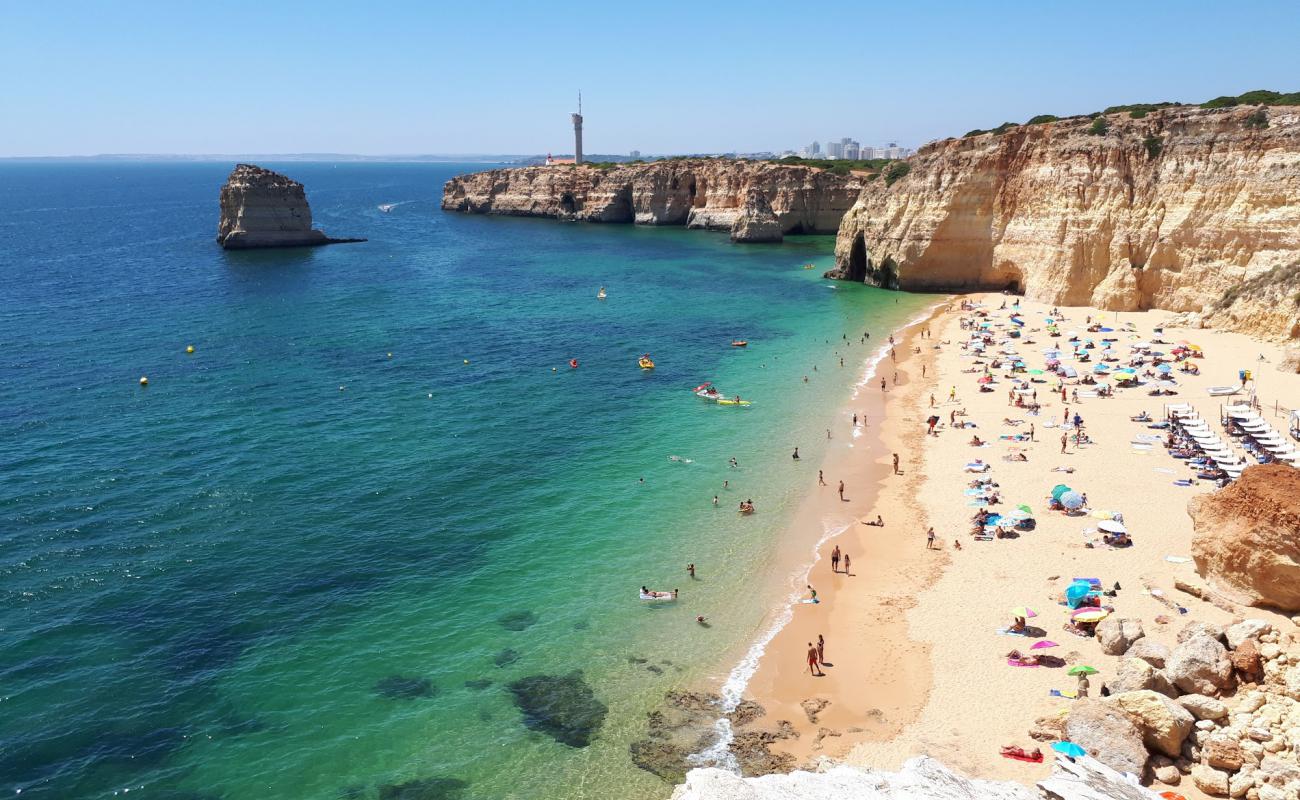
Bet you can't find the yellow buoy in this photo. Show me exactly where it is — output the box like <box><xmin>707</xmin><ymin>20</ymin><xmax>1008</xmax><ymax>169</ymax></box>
<box><xmin>186</xmin><ymin>345</ymin><xmax>195</xmax><ymax>354</ymax></box>
<box><xmin>139</xmin><ymin>376</ymin><xmax>149</xmax><ymax>386</ymax></box>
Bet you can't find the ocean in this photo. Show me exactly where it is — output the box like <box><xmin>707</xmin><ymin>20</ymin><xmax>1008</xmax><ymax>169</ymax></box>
<box><xmin>0</xmin><ymin>161</ymin><xmax>930</xmax><ymax>799</ymax></box>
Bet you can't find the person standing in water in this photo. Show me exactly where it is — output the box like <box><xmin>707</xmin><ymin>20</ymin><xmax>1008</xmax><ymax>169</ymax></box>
<box><xmin>687</xmin><ymin>563</ymin><xmax>695</xmax><ymax>578</ymax></box>
<box><xmin>792</xmin><ymin>447</ymin><xmax>799</xmax><ymax>460</ymax></box>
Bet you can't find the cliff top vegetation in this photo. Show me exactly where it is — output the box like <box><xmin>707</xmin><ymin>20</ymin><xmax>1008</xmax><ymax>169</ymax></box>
<box><xmin>962</xmin><ymin>89</ymin><xmax>1300</xmax><ymax>137</ymax></box>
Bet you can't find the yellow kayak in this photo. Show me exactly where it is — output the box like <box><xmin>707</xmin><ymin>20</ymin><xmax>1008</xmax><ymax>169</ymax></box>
<box><xmin>717</xmin><ymin>398</ymin><xmax>751</xmax><ymax>406</ymax></box>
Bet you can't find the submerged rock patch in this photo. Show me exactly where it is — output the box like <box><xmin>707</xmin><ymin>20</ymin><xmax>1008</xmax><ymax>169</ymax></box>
<box><xmin>373</xmin><ymin>675</ymin><xmax>437</xmax><ymax>700</ymax></box>
<box><xmin>493</xmin><ymin>648</ymin><xmax>520</xmax><ymax>668</ymax></box>
<box><xmin>463</xmin><ymin>678</ymin><xmax>493</xmax><ymax>691</ymax></box>
<box><xmin>507</xmin><ymin>671</ymin><xmax>608</xmax><ymax>748</ymax></box>
<box><xmin>377</xmin><ymin>777</ymin><xmax>468</xmax><ymax>800</ymax></box>
<box><xmin>497</xmin><ymin>610</ymin><xmax>538</xmax><ymax>631</ymax></box>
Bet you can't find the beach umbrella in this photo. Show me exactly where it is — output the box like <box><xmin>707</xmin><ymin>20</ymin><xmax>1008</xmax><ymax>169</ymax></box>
<box><xmin>1051</xmin><ymin>484</ymin><xmax>1072</xmax><ymax>500</ymax></box>
<box><xmin>1030</xmin><ymin>640</ymin><xmax>1058</xmax><ymax>650</ymax></box>
<box><xmin>1098</xmin><ymin>520</ymin><xmax>1127</xmax><ymax>534</ymax></box>
<box><xmin>1060</xmin><ymin>366</ymin><xmax>1078</xmax><ymax>378</ymax></box>
<box><xmin>1067</xmin><ymin>665</ymin><xmax>1099</xmax><ymax>676</ymax></box>
<box><xmin>1065</xmin><ymin>582</ymin><xmax>1093</xmax><ymax>608</ymax></box>
<box><xmin>1072</xmin><ymin>608</ymin><xmax>1109</xmax><ymax>623</ymax></box>
<box><xmin>1052</xmin><ymin>741</ymin><xmax>1087</xmax><ymax>758</ymax></box>
<box><xmin>1093</xmin><ymin>364</ymin><xmax>1110</xmax><ymax>373</ymax></box>
<box><xmin>978</xmin><ymin>375</ymin><xmax>993</xmax><ymax>384</ymax></box>
<box><xmin>1010</xmin><ymin>606</ymin><xmax>1037</xmax><ymax>618</ymax></box>
<box><xmin>1157</xmin><ymin>363</ymin><xmax>1173</xmax><ymax>373</ymax></box>
<box><xmin>1061</xmin><ymin>491</ymin><xmax>1085</xmax><ymax>510</ymax></box>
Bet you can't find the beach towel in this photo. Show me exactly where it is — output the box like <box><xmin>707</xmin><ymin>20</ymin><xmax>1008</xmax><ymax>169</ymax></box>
<box><xmin>1049</xmin><ymin>689</ymin><xmax>1078</xmax><ymax>699</ymax></box>
<box><xmin>1001</xmin><ymin>751</ymin><xmax>1044</xmax><ymax>763</ymax></box>
<box><xmin>1007</xmin><ymin>659</ymin><xmax>1039</xmax><ymax>668</ymax></box>
<box><xmin>1173</xmin><ymin>480</ymin><xmax>1193</xmax><ymax>487</ymax></box>
<box><xmin>1165</xmin><ymin>556</ymin><xmax>1191</xmax><ymax>564</ymax></box>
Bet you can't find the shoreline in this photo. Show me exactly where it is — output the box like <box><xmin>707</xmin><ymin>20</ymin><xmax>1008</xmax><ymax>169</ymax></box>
<box><xmin>693</xmin><ymin>298</ymin><xmax>952</xmax><ymax>767</ymax></box>
<box><xmin>721</xmin><ymin>292</ymin><xmax>1300</xmax><ymax>792</ymax></box>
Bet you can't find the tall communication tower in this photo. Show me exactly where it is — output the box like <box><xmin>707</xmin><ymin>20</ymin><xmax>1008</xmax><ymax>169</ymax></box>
<box><xmin>571</xmin><ymin>93</ymin><xmax>584</xmax><ymax>165</ymax></box>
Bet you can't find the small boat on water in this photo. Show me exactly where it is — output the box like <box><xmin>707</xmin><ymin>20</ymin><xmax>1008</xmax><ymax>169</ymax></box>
<box><xmin>638</xmin><ymin>355</ymin><xmax>655</xmax><ymax>370</ymax></box>
<box><xmin>731</xmin><ymin>340</ymin><xmax>748</xmax><ymax>347</ymax></box>
<box><xmin>569</xmin><ymin>358</ymin><xmax>579</xmax><ymax>369</ymax></box>
<box><xmin>693</xmin><ymin>381</ymin><xmax>750</xmax><ymax>406</ymax></box>
<box><xmin>802</xmin><ymin>263</ymin><xmax>815</xmax><ymax>270</ymax></box>
<box><xmin>378</xmin><ymin>203</ymin><xmax>396</xmax><ymax>213</ymax></box>
<box><xmin>597</xmin><ymin>287</ymin><xmax>607</xmax><ymax>300</ymax></box>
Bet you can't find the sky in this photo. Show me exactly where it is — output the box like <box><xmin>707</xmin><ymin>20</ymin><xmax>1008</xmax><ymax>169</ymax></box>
<box><xmin>3</xmin><ymin>0</ymin><xmax>1297</xmax><ymax>157</ymax></box>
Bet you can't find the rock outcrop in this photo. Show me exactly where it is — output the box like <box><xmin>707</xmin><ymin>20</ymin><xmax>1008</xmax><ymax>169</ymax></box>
<box><xmin>828</xmin><ymin>105</ymin><xmax>1300</xmax><ymax>341</ymax></box>
<box><xmin>670</xmin><ymin>755</ymin><xmax>1162</xmax><ymax>800</ymax></box>
<box><xmin>217</xmin><ymin>164</ymin><xmax>364</xmax><ymax>249</ymax></box>
<box><xmin>1190</xmin><ymin>464</ymin><xmax>1300</xmax><ymax>611</ymax></box>
<box><xmin>441</xmin><ymin>159</ymin><xmax>862</xmax><ymax>239</ymax></box>
<box><xmin>730</xmin><ymin>189</ymin><xmax>784</xmax><ymax>243</ymax></box>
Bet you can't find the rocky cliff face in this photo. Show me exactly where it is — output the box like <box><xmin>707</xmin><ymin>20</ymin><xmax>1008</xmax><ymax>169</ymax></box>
<box><xmin>829</xmin><ymin>106</ymin><xmax>1300</xmax><ymax>340</ymax></box>
<box><xmin>441</xmin><ymin>160</ymin><xmax>862</xmax><ymax>240</ymax></box>
<box><xmin>217</xmin><ymin>164</ymin><xmax>363</xmax><ymax>249</ymax></box>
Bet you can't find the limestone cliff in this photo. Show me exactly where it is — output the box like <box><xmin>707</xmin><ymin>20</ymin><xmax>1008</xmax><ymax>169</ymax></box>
<box><xmin>829</xmin><ymin>105</ymin><xmax>1300</xmax><ymax>340</ymax></box>
<box><xmin>217</xmin><ymin>164</ymin><xmax>364</xmax><ymax>249</ymax></box>
<box><xmin>441</xmin><ymin>160</ymin><xmax>861</xmax><ymax>239</ymax></box>
<box><xmin>730</xmin><ymin>188</ymin><xmax>783</xmax><ymax>243</ymax></box>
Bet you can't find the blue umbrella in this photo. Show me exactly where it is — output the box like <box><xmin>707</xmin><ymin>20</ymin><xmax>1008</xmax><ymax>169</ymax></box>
<box><xmin>1052</xmin><ymin>741</ymin><xmax>1086</xmax><ymax>758</ymax></box>
<box><xmin>1156</xmin><ymin>363</ymin><xmax>1173</xmax><ymax>373</ymax></box>
<box><xmin>1093</xmin><ymin>364</ymin><xmax>1109</xmax><ymax>373</ymax></box>
<box><xmin>1061</xmin><ymin>491</ymin><xmax>1085</xmax><ymax>510</ymax></box>
<box><xmin>1065</xmin><ymin>581</ymin><xmax>1094</xmax><ymax>608</ymax></box>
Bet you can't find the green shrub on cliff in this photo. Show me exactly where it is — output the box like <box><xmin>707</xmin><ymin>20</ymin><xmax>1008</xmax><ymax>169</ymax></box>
<box><xmin>1202</xmin><ymin>89</ymin><xmax>1300</xmax><ymax>108</ymax></box>
<box><xmin>1026</xmin><ymin>114</ymin><xmax>1060</xmax><ymax>125</ymax></box>
<box><xmin>1143</xmin><ymin>135</ymin><xmax>1163</xmax><ymax>159</ymax></box>
<box><xmin>1245</xmin><ymin>108</ymin><xmax>1269</xmax><ymax>129</ymax></box>
<box><xmin>1088</xmin><ymin>117</ymin><xmax>1110</xmax><ymax>136</ymax></box>
<box><xmin>883</xmin><ymin>162</ymin><xmax>911</xmax><ymax>186</ymax></box>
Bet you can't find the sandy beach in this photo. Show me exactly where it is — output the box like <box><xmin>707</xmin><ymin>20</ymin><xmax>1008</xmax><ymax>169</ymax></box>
<box><xmin>734</xmin><ymin>293</ymin><xmax>1300</xmax><ymax>793</ymax></box>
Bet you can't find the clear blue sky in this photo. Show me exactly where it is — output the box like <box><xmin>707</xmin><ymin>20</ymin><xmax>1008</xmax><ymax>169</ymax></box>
<box><xmin>3</xmin><ymin>0</ymin><xmax>1296</xmax><ymax>157</ymax></box>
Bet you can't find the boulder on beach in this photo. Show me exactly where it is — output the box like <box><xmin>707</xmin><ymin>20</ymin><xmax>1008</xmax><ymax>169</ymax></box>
<box><xmin>1110</xmin><ymin>690</ymin><xmax>1194</xmax><ymax>758</ymax></box>
<box><xmin>1166</xmin><ymin>634</ymin><xmax>1235</xmax><ymax>695</ymax></box>
<box><xmin>1190</xmin><ymin>464</ymin><xmax>1300</xmax><ymax>611</ymax></box>
<box><xmin>1097</xmin><ymin>618</ymin><xmax>1146</xmax><ymax>655</ymax></box>
<box><xmin>1063</xmin><ymin>699</ymin><xmax>1148</xmax><ymax>776</ymax></box>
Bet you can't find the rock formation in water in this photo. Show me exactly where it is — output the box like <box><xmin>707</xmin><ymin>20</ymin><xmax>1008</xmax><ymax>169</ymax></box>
<box><xmin>827</xmin><ymin>105</ymin><xmax>1300</xmax><ymax>340</ymax></box>
<box><xmin>216</xmin><ymin>164</ymin><xmax>365</xmax><ymax>249</ymax></box>
<box><xmin>440</xmin><ymin>159</ymin><xmax>862</xmax><ymax>239</ymax></box>
<box><xmin>1190</xmin><ymin>463</ymin><xmax>1300</xmax><ymax>611</ymax></box>
<box><xmin>730</xmin><ymin>188</ymin><xmax>784</xmax><ymax>243</ymax></box>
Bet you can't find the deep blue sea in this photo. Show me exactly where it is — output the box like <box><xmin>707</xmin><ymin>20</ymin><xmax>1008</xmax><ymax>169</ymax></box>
<box><xmin>0</xmin><ymin>162</ymin><xmax>928</xmax><ymax>799</ymax></box>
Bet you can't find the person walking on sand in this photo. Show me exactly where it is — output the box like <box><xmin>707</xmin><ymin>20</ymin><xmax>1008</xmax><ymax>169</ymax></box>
<box><xmin>1060</xmin><ymin>432</ymin><xmax>1068</xmax><ymax>454</ymax></box>
<box><xmin>818</xmin><ymin>469</ymin><xmax>826</xmax><ymax>486</ymax></box>
<box><xmin>930</xmin><ymin>393</ymin><xmax>935</xmax><ymax>408</ymax></box>
<box><xmin>1029</xmin><ymin>423</ymin><xmax>1035</xmax><ymax>442</ymax></box>
<box><xmin>853</xmin><ymin>413</ymin><xmax>858</xmax><ymax>426</ymax></box>
<box><xmin>831</xmin><ymin>545</ymin><xmax>841</xmax><ymax>573</ymax></box>
<box><xmin>893</xmin><ymin>453</ymin><xmax>900</xmax><ymax>475</ymax></box>
<box><xmin>842</xmin><ymin>553</ymin><xmax>850</xmax><ymax>574</ymax></box>
<box><xmin>880</xmin><ymin>377</ymin><xmax>886</xmax><ymax>392</ymax></box>
<box><xmin>949</xmin><ymin>386</ymin><xmax>956</xmax><ymax>402</ymax></box>
<box><xmin>926</xmin><ymin>527</ymin><xmax>936</xmax><ymax>549</ymax></box>
<box><xmin>807</xmin><ymin>643</ymin><xmax>823</xmax><ymax>676</ymax></box>
<box><xmin>838</xmin><ymin>480</ymin><xmax>845</xmax><ymax>501</ymax></box>
<box><xmin>817</xmin><ymin>634</ymin><xmax>826</xmax><ymax>665</ymax></box>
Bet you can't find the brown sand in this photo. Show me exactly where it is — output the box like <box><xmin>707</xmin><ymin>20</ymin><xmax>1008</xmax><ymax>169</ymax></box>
<box><xmin>739</xmin><ymin>294</ymin><xmax>1300</xmax><ymax>790</ymax></box>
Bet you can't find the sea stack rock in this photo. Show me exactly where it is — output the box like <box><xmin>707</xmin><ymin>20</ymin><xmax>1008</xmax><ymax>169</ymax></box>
<box><xmin>730</xmin><ymin>188</ymin><xmax>783</xmax><ymax>243</ymax></box>
<box><xmin>216</xmin><ymin>164</ymin><xmax>364</xmax><ymax>249</ymax></box>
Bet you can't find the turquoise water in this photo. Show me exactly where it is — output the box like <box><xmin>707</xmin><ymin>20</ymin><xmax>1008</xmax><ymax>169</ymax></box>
<box><xmin>0</xmin><ymin>162</ymin><xmax>929</xmax><ymax>799</ymax></box>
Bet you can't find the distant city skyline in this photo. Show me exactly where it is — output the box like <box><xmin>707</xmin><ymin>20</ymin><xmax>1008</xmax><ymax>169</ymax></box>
<box><xmin>1</xmin><ymin>0</ymin><xmax>1297</xmax><ymax>157</ymax></box>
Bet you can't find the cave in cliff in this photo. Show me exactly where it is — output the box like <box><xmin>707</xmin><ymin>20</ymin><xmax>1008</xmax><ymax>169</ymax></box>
<box><xmin>846</xmin><ymin>232</ymin><xmax>868</xmax><ymax>282</ymax></box>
